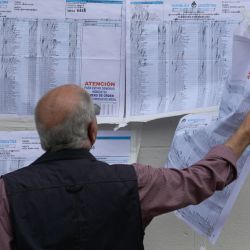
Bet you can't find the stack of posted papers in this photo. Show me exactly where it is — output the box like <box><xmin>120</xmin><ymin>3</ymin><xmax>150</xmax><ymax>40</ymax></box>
<box><xmin>167</xmin><ymin>23</ymin><xmax>250</xmax><ymax>243</ymax></box>
<box><xmin>1</xmin><ymin>0</ymin><xmax>250</xmax><ymax>123</ymax></box>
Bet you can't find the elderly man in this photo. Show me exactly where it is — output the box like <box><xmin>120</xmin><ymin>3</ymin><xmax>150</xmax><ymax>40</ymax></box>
<box><xmin>0</xmin><ymin>84</ymin><xmax>250</xmax><ymax>250</ymax></box>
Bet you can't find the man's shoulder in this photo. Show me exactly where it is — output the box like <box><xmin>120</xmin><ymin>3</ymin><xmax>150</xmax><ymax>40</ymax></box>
<box><xmin>94</xmin><ymin>161</ymin><xmax>137</xmax><ymax>180</ymax></box>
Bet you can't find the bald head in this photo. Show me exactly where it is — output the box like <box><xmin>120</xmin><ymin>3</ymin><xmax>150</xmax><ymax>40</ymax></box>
<box><xmin>35</xmin><ymin>84</ymin><xmax>97</xmax><ymax>152</ymax></box>
<box><xmin>36</xmin><ymin>84</ymin><xmax>86</xmax><ymax>129</ymax></box>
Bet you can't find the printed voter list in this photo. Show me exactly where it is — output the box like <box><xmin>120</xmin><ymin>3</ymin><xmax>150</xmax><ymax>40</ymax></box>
<box><xmin>0</xmin><ymin>0</ymin><xmax>125</xmax><ymax>123</ymax></box>
<box><xmin>1</xmin><ymin>0</ymin><xmax>250</xmax><ymax>123</ymax></box>
<box><xmin>167</xmin><ymin>16</ymin><xmax>250</xmax><ymax>243</ymax></box>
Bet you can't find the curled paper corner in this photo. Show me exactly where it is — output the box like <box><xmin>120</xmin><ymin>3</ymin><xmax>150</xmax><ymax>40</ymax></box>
<box><xmin>234</xmin><ymin>8</ymin><xmax>250</xmax><ymax>38</ymax></box>
<box><xmin>114</xmin><ymin>122</ymin><xmax>128</xmax><ymax>131</ymax></box>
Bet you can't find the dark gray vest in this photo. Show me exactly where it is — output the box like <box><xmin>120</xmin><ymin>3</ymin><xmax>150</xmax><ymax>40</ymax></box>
<box><xmin>3</xmin><ymin>149</ymin><xmax>144</xmax><ymax>250</ymax></box>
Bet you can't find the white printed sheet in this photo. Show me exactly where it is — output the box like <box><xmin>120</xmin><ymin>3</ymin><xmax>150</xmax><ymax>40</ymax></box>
<box><xmin>167</xmin><ymin>31</ymin><xmax>250</xmax><ymax>243</ymax></box>
<box><xmin>126</xmin><ymin>0</ymin><xmax>250</xmax><ymax>122</ymax></box>
<box><xmin>0</xmin><ymin>0</ymin><xmax>126</xmax><ymax>123</ymax></box>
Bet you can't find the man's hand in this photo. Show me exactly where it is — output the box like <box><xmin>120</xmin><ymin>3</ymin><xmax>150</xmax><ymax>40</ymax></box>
<box><xmin>225</xmin><ymin>112</ymin><xmax>250</xmax><ymax>159</ymax></box>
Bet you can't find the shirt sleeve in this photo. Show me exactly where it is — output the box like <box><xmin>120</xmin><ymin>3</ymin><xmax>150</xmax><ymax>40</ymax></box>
<box><xmin>133</xmin><ymin>145</ymin><xmax>238</xmax><ymax>227</ymax></box>
<box><xmin>0</xmin><ymin>178</ymin><xmax>13</xmax><ymax>250</ymax></box>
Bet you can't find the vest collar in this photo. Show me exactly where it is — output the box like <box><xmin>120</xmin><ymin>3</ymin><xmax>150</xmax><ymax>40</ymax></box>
<box><xmin>32</xmin><ymin>148</ymin><xmax>96</xmax><ymax>165</ymax></box>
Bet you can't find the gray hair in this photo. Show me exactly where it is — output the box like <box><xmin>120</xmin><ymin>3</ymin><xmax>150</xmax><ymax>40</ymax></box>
<box><xmin>35</xmin><ymin>91</ymin><xmax>96</xmax><ymax>152</ymax></box>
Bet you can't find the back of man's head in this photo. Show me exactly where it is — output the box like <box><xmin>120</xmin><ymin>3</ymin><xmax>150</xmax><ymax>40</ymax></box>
<box><xmin>35</xmin><ymin>84</ymin><xmax>97</xmax><ymax>152</ymax></box>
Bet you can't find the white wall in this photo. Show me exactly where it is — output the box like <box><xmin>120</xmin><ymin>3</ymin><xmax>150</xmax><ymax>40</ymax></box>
<box><xmin>133</xmin><ymin>116</ymin><xmax>250</xmax><ymax>250</ymax></box>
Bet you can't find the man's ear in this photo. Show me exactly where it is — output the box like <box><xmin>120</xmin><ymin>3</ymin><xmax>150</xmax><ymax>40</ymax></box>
<box><xmin>88</xmin><ymin>120</ymin><xmax>97</xmax><ymax>146</ymax></box>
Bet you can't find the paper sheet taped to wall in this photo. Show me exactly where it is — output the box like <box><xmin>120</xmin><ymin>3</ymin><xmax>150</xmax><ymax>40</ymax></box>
<box><xmin>0</xmin><ymin>0</ymin><xmax>126</xmax><ymax>123</ymax></box>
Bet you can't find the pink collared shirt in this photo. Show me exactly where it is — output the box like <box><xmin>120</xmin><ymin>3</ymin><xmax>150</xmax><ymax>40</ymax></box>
<box><xmin>0</xmin><ymin>145</ymin><xmax>237</xmax><ymax>250</ymax></box>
